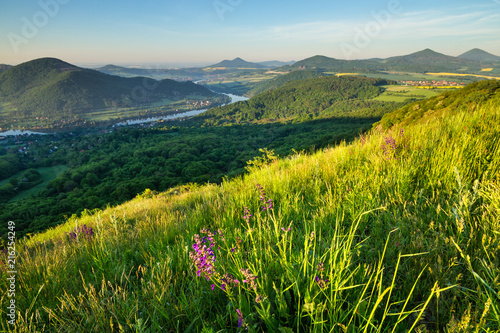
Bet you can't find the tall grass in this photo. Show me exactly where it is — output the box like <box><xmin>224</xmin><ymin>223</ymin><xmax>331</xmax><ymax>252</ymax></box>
<box><xmin>1</xmin><ymin>96</ymin><xmax>499</xmax><ymax>332</ymax></box>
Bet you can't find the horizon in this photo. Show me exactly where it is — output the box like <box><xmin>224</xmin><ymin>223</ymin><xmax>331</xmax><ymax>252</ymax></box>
<box><xmin>1</xmin><ymin>0</ymin><xmax>500</xmax><ymax>66</ymax></box>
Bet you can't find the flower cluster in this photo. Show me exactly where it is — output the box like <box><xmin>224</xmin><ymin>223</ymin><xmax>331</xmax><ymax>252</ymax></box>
<box><xmin>221</xmin><ymin>273</ymin><xmax>240</xmax><ymax>292</ymax></box>
<box><xmin>68</xmin><ymin>224</ymin><xmax>94</xmax><ymax>241</ymax></box>
<box><xmin>315</xmin><ymin>262</ymin><xmax>329</xmax><ymax>289</ymax></box>
<box><xmin>256</xmin><ymin>184</ymin><xmax>273</xmax><ymax>211</ymax></box>
<box><xmin>189</xmin><ymin>232</ymin><xmax>217</xmax><ymax>280</ymax></box>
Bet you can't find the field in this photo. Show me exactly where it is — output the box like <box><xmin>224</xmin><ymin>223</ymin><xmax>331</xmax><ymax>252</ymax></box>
<box><xmin>1</xmin><ymin>165</ymin><xmax>68</xmax><ymax>203</ymax></box>
<box><xmin>426</xmin><ymin>72</ymin><xmax>500</xmax><ymax>80</ymax></box>
<box><xmin>372</xmin><ymin>85</ymin><xmax>450</xmax><ymax>102</ymax></box>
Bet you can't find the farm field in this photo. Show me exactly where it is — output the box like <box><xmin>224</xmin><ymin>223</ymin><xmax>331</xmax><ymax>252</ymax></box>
<box><xmin>372</xmin><ymin>85</ymin><xmax>453</xmax><ymax>102</ymax></box>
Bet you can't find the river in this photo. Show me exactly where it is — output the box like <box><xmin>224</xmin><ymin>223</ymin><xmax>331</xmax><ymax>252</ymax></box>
<box><xmin>0</xmin><ymin>93</ymin><xmax>249</xmax><ymax>136</ymax></box>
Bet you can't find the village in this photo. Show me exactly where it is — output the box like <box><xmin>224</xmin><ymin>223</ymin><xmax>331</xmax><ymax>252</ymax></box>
<box><xmin>398</xmin><ymin>79</ymin><xmax>465</xmax><ymax>88</ymax></box>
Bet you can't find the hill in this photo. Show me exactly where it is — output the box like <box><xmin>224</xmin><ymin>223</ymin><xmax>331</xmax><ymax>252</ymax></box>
<box><xmin>383</xmin><ymin>48</ymin><xmax>480</xmax><ymax>72</ymax></box>
<box><xmin>378</xmin><ymin>79</ymin><xmax>500</xmax><ymax>128</ymax></box>
<box><xmin>4</xmin><ymin>80</ymin><xmax>500</xmax><ymax>331</ymax></box>
<box><xmin>458</xmin><ymin>48</ymin><xmax>500</xmax><ymax>63</ymax></box>
<box><xmin>277</xmin><ymin>49</ymin><xmax>489</xmax><ymax>74</ymax></box>
<box><xmin>282</xmin><ymin>55</ymin><xmax>379</xmax><ymax>72</ymax></box>
<box><xmin>257</xmin><ymin>60</ymin><xmax>296</xmax><ymax>68</ymax></box>
<box><xmin>96</xmin><ymin>64</ymin><xmax>205</xmax><ymax>80</ymax></box>
<box><xmin>0</xmin><ymin>64</ymin><xmax>12</xmax><ymax>74</ymax></box>
<box><xmin>207</xmin><ymin>57</ymin><xmax>265</xmax><ymax>68</ymax></box>
<box><xmin>0</xmin><ymin>58</ymin><xmax>215</xmax><ymax>127</ymax></box>
<box><xmin>247</xmin><ymin>69</ymin><xmax>326</xmax><ymax>96</ymax></box>
<box><xmin>199</xmin><ymin>76</ymin><xmax>399</xmax><ymax>125</ymax></box>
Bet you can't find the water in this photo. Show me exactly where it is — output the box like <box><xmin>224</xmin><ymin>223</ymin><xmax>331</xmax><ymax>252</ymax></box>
<box><xmin>0</xmin><ymin>129</ymin><xmax>49</xmax><ymax>136</ymax></box>
<box><xmin>0</xmin><ymin>93</ymin><xmax>249</xmax><ymax>136</ymax></box>
<box><xmin>113</xmin><ymin>93</ymin><xmax>248</xmax><ymax>127</ymax></box>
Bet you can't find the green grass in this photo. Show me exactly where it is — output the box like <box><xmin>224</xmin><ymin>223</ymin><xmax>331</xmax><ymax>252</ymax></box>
<box><xmin>2</xmin><ymin>165</ymin><xmax>68</xmax><ymax>202</ymax></box>
<box><xmin>373</xmin><ymin>85</ymin><xmax>449</xmax><ymax>102</ymax></box>
<box><xmin>1</xmin><ymin>93</ymin><xmax>499</xmax><ymax>331</ymax></box>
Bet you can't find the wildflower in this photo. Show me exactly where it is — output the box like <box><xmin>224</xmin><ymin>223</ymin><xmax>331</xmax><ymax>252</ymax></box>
<box><xmin>243</xmin><ymin>207</ymin><xmax>252</xmax><ymax>223</ymax></box>
<box><xmin>189</xmin><ymin>231</ymin><xmax>217</xmax><ymax>279</ymax></box>
<box><xmin>236</xmin><ymin>309</ymin><xmax>244</xmax><ymax>328</ymax></box>
<box><xmin>315</xmin><ymin>262</ymin><xmax>329</xmax><ymax>289</ymax></box>
<box><xmin>241</xmin><ymin>268</ymin><xmax>258</xmax><ymax>290</ymax></box>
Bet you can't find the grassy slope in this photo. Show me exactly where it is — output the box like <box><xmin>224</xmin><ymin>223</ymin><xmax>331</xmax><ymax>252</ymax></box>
<box><xmin>1</xmin><ymin>86</ymin><xmax>500</xmax><ymax>331</ymax></box>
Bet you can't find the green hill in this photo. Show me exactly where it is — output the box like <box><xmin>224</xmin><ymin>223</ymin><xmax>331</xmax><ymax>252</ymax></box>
<box><xmin>3</xmin><ymin>80</ymin><xmax>499</xmax><ymax>331</ymax></box>
<box><xmin>383</xmin><ymin>48</ymin><xmax>480</xmax><ymax>72</ymax></box>
<box><xmin>458</xmin><ymin>48</ymin><xmax>500</xmax><ymax>63</ymax></box>
<box><xmin>378</xmin><ymin>79</ymin><xmax>500</xmax><ymax>128</ymax></box>
<box><xmin>0</xmin><ymin>58</ymin><xmax>215</xmax><ymax>127</ymax></box>
<box><xmin>199</xmin><ymin>76</ymin><xmax>399</xmax><ymax>125</ymax></box>
<box><xmin>247</xmin><ymin>69</ymin><xmax>326</xmax><ymax>96</ymax></box>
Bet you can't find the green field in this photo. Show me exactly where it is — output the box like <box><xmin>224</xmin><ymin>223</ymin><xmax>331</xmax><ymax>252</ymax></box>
<box><xmin>373</xmin><ymin>85</ymin><xmax>454</xmax><ymax>102</ymax></box>
<box><xmin>3</xmin><ymin>165</ymin><xmax>68</xmax><ymax>202</ymax></box>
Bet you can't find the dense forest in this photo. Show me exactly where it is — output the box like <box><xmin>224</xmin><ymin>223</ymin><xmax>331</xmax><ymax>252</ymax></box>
<box><xmin>199</xmin><ymin>76</ymin><xmax>400</xmax><ymax>125</ymax></box>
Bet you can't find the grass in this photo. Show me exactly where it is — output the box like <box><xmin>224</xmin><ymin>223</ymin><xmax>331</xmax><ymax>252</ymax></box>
<box><xmin>373</xmin><ymin>85</ymin><xmax>445</xmax><ymax>102</ymax></box>
<box><xmin>7</xmin><ymin>165</ymin><xmax>68</xmax><ymax>202</ymax></box>
<box><xmin>1</xmin><ymin>94</ymin><xmax>499</xmax><ymax>331</ymax></box>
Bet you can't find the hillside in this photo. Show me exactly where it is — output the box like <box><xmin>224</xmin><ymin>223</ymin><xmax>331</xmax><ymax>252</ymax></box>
<box><xmin>378</xmin><ymin>79</ymin><xmax>500</xmax><ymax>128</ymax></box>
<box><xmin>458</xmin><ymin>48</ymin><xmax>500</xmax><ymax>63</ymax></box>
<box><xmin>0</xmin><ymin>58</ymin><xmax>215</xmax><ymax>127</ymax></box>
<box><xmin>247</xmin><ymin>69</ymin><xmax>326</xmax><ymax>96</ymax></box>
<box><xmin>207</xmin><ymin>57</ymin><xmax>265</xmax><ymax>68</ymax></box>
<box><xmin>2</xmin><ymin>80</ymin><xmax>499</xmax><ymax>331</ymax></box>
<box><xmin>199</xmin><ymin>76</ymin><xmax>399</xmax><ymax>125</ymax></box>
<box><xmin>0</xmin><ymin>64</ymin><xmax>12</xmax><ymax>74</ymax></box>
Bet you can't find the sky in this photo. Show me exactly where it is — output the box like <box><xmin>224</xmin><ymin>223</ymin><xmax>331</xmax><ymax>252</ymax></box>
<box><xmin>1</xmin><ymin>0</ymin><xmax>500</xmax><ymax>67</ymax></box>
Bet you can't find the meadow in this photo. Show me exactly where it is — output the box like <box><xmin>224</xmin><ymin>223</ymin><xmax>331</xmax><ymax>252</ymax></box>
<box><xmin>1</xmin><ymin>83</ymin><xmax>499</xmax><ymax>332</ymax></box>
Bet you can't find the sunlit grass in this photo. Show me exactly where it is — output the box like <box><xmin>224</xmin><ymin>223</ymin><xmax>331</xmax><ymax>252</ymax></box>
<box><xmin>1</xmin><ymin>95</ymin><xmax>499</xmax><ymax>331</ymax></box>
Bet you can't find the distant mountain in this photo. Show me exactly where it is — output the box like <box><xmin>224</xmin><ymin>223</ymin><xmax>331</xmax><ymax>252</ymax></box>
<box><xmin>257</xmin><ymin>60</ymin><xmax>296</xmax><ymax>68</ymax></box>
<box><xmin>277</xmin><ymin>49</ymin><xmax>488</xmax><ymax>74</ymax></box>
<box><xmin>96</xmin><ymin>64</ymin><xmax>205</xmax><ymax>80</ymax></box>
<box><xmin>282</xmin><ymin>55</ymin><xmax>380</xmax><ymax>72</ymax></box>
<box><xmin>207</xmin><ymin>57</ymin><xmax>265</xmax><ymax>68</ymax></box>
<box><xmin>458</xmin><ymin>48</ymin><xmax>500</xmax><ymax>63</ymax></box>
<box><xmin>0</xmin><ymin>64</ymin><xmax>12</xmax><ymax>74</ymax></box>
<box><xmin>0</xmin><ymin>58</ymin><xmax>215</xmax><ymax>122</ymax></box>
<box><xmin>382</xmin><ymin>48</ymin><xmax>479</xmax><ymax>72</ymax></box>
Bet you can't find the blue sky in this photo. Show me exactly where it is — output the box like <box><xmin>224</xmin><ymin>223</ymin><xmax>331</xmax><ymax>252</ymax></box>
<box><xmin>1</xmin><ymin>0</ymin><xmax>499</xmax><ymax>67</ymax></box>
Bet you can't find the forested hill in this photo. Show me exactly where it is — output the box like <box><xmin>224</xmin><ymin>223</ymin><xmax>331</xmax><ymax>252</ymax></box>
<box><xmin>247</xmin><ymin>70</ymin><xmax>325</xmax><ymax>96</ymax></box>
<box><xmin>0</xmin><ymin>58</ymin><xmax>214</xmax><ymax>121</ymax></box>
<box><xmin>378</xmin><ymin>79</ymin><xmax>500</xmax><ymax>129</ymax></box>
<box><xmin>198</xmin><ymin>76</ymin><xmax>399</xmax><ymax>125</ymax></box>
